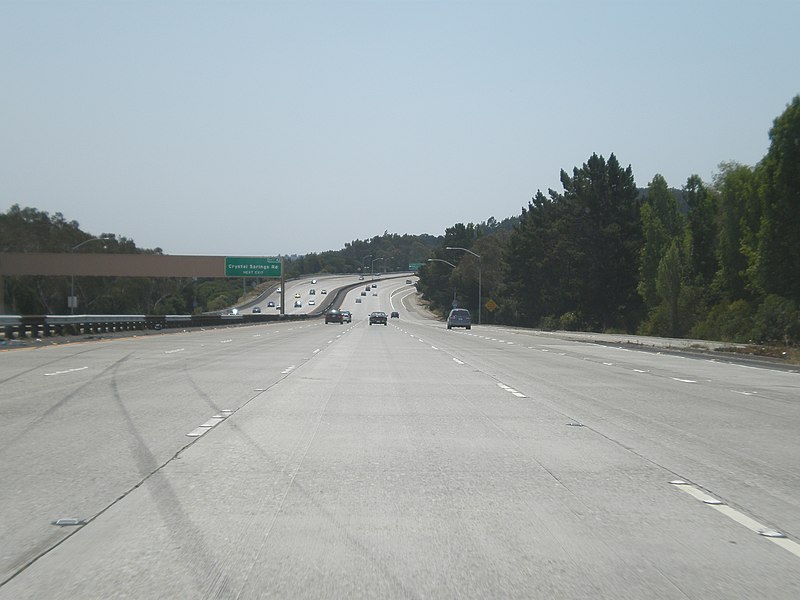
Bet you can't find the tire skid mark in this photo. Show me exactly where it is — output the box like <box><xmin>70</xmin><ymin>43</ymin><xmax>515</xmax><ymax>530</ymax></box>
<box><xmin>0</xmin><ymin>353</ymin><xmax>134</xmax><ymax>457</ymax></box>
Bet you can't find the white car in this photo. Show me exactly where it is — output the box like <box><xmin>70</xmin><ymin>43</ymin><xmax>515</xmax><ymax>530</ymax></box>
<box><xmin>308</xmin><ymin>299</ymin><xmax>315</xmax><ymax>305</ymax></box>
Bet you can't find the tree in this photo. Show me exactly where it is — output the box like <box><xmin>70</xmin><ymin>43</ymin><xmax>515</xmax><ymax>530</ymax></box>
<box><xmin>713</xmin><ymin>162</ymin><xmax>757</xmax><ymax>302</ymax></box>
<box><xmin>751</xmin><ymin>96</ymin><xmax>800</xmax><ymax>302</ymax></box>
<box><xmin>683</xmin><ymin>175</ymin><xmax>718</xmax><ymax>288</ymax></box>
<box><xmin>638</xmin><ymin>174</ymin><xmax>682</xmax><ymax>310</ymax></box>
<box><xmin>502</xmin><ymin>153</ymin><xmax>642</xmax><ymax>331</ymax></box>
<box><xmin>554</xmin><ymin>153</ymin><xmax>643</xmax><ymax>331</ymax></box>
<box><xmin>655</xmin><ymin>240</ymin><xmax>684</xmax><ymax>337</ymax></box>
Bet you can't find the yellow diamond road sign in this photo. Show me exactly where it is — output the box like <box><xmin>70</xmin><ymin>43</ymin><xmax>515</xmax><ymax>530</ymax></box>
<box><xmin>485</xmin><ymin>299</ymin><xmax>498</xmax><ymax>312</ymax></box>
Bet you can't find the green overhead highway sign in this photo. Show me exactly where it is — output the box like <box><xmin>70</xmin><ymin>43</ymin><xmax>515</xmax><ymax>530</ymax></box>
<box><xmin>408</xmin><ymin>262</ymin><xmax>424</xmax><ymax>271</ymax></box>
<box><xmin>225</xmin><ymin>256</ymin><xmax>282</xmax><ymax>277</ymax></box>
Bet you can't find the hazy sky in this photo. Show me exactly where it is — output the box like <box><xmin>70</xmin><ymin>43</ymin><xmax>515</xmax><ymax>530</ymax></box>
<box><xmin>2</xmin><ymin>1</ymin><xmax>798</xmax><ymax>257</ymax></box>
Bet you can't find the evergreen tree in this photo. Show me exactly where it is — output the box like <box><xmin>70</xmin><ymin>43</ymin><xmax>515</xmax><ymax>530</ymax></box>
<box><xmin>752</xmin><ymin>95</ymin><xmax>800</xmax><ymax>302</ymax></box>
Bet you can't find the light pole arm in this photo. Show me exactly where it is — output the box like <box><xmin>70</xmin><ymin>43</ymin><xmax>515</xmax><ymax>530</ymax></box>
<box><xmin>445</xmin><ymin>246</ymin><xmax>480</xmax><ymax>260</ymax></box>
<box><xmin>427</xmin><ymin>258</ymin><xmax>456</xmax><ymax>268</ymax></box>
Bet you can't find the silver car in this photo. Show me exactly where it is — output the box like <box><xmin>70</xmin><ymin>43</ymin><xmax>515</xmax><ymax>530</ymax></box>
<box><xmin>447</xmin><ymin>308</ymin><xmax>471</xmax><ymax>330</ymax></box>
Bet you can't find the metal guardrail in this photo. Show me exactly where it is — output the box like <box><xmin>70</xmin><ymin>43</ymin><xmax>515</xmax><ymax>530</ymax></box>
<box><xmin>0</xmin><ymin>312</ymin><xmax>312</xmax><ymax>341</ymax></box>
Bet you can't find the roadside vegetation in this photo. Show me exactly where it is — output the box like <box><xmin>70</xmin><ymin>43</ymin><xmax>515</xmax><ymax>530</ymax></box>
<box><xmin>2</xmin><ymin>96</ymin><xmax>798</xmax><ymax>353</ymax></box>
<box><xmin>419</xmin><ymin>96</ymin><xmax>800</xmax><ymax>350</ymax></box>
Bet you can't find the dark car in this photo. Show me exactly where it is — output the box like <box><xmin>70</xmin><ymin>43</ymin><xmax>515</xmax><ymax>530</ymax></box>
<box><xmin>369</xmin><ymin>311</ymin><xmax>388</xmax><ymax>326</ymax></box>
<box><xmin>390</xmin><ymin>311</ymin><xmax>399</xmax><ymax>318</ymax></box>
<box><xmin>252</xmin><ymin>306</ymin><xmax>262</xmax><ymax>313</ymax></box>
<box><xmin>325</xmin><ymin>309</ymin><xmax>343</xmax><ymax>324</ymax></box>
<box><xmin>340</xmin><ymin>310</ymin><xmax>352</xmax><ymax>323</ymax></box>
<box><xmin>267</xmin><ymin>301</ymin><xmax>275</xmax><ymax>308</ymax></box>
<box><xmin>361</xmin><ymin>291</ymin><xmax>367</xmax><ymax>296</ymax></box>
<box><xmin>447</xmin><ymin>308</ymin><xmax>472</xmax><ymax>329</ymax></box>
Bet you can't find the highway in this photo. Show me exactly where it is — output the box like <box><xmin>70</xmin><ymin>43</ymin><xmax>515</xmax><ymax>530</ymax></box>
<box><xmin>1</xmin><ymin>277</ymin><xmax>799</xmax><ymax>599</ymax></box>
<box><xmin>248</xmin><ymin>274</ymin><xmax>362</xmax><ymax>315</ymax></box>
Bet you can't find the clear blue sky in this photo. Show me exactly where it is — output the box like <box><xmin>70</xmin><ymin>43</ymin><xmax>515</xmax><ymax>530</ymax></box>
<box><xmin>2</xmin><ymin>1</ymin><xmax>798</xmax><ymax>256</ymax></box>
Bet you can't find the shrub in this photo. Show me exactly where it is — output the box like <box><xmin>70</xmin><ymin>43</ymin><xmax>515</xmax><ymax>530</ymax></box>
<box><xmin>752</xmin><ymin>295</ymin><xmax>799</xmax><ymax>344</ymax></box>
<box><xmin>558</xmin><ymin>311</ymin><xmax>581</xmax><ymax>331</ymax></box>
<box><xmin>691</xmin><ymin>300</ymin><xmax>753</xmax><ymax>342</ymax></box>
<box><xmin>539</xmin><ymin>315</ymin><xmax>559</xmax><ymax>330</ymax></box>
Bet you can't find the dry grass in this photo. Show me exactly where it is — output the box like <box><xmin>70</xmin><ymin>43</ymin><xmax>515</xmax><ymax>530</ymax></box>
<box><xmin>717</xmin><ymin>344</ymin><xmax>800</xmax><ymax>365</ymax></box>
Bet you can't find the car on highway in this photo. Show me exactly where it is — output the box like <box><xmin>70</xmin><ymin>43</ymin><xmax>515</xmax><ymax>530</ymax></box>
<box><xmin>361</xmin><ymin>291</ymin><xmax>367</xmax><ymax>296</ymax></box>
<box><xmin>365</xmin><ymin>285</ymin><xmax>371</xmax><ymax>292</ymax></box>
<box><xmin>390</xmin><ymin>311</ymin><xmax>399</xmax><ymax>318</ymax></box>
<box><xmin>267</xmin><ymin>301</ymin><xmax>275</xmax><ymax>308</ymax></box>
<box><xmin>447</xmin><ymin>308</ymin><xmax>471</xmax><ymax>330</ymax></box>
<box><xmin>321</xmin><ymin>289</ymin><xmax>327</xmax><ymax>294</ymax></box>
<box><xmin>294</xmin><ymin>292</ymin><xmax>301</xmax><ymax>298</ymax></box>
<box><xmin>308</xmin><ymin>299</ymin><xmax>315</xmax><ymax>305</ymax></box>
<box><xmin>355</xmin><ymin>298</ymin><xmax>362</xmax><ymax>303</ymax></box>
<box><xmin>371</xmin><ymin>283</ymin><xmax>377</xmax><ymax>288</ymax></box>
<box><xmin>325</xmin><ymin>309</ymin><xmax>343</xmax><ymax>324</ymax></box>
<box><xmin>311</xmin><ymin>279</ymin><xmax>317</xmax><ymax>284</ymax></box>
<box><xmin>341</xmin><ymin>310</ymin><xmax>352</xmax><ymax>323</ymax></box>
<box><xmin>358</xmin><ymin>275</ymin><xmax>364</xmax><ymax>280</ymax></box>
<box><xmin>252</xmin><ymin>306</ymin><xmax>261</xmax><ymax>313</ymax></box>
<box><xmin>309</xmin><ymin>289</ymin><xmax>315</xmax><ymax>295</ymax></box>
<box><xmin>406</xmin><ymin>279</ymin><xmax>412</xmax><ymax>284</ymax></box>
<box><xmin>294</xmin><ymin>300</ymin><xmax>302</xmax><ymax>308</ymax></box>
<box><xmin>369</xmin><ymin>311</ymin><xmax>388</xmax><ymax>326</ymax></box>
<box><xmin>372</xmin><ymin>292</ymin><xmax>377</xmax><ymax>296</ymax></box>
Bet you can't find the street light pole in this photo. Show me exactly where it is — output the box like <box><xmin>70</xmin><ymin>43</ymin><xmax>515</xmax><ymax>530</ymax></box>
<box><xmin>69</xmin><ymin>236</ymin><xmax>111</xmax><ymax>314</ymax></box>
<box><xmin>445</xmin><ymin>246</ymin><xmax>482</xmax><ymax>325</ymax></box>
<box><xmin>361</xmin><ymin>254</ymin><xmax>372</xmax><ymax>275</ymax></box>
<box><xmin>371</xmin><ymin>257</ymin><xmax>384</xmax><ymax>280</ymax></box>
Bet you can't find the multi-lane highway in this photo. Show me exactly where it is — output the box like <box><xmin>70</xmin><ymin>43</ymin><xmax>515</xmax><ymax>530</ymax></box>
<box><xmin>1</xmin><ymin>277</ymin><xmax>799</xmax><ymax>599</ymax></box>
<box><xmin>247</xmin><ymin>274</ymin><xmax>361</xmax><ymax>315</ymax></box>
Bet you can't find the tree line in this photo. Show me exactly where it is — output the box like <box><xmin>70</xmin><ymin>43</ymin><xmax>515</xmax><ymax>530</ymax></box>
<box><xmin>3</xmin><ymin>95</ymin><xmax>798</xmax><ymax>345</ymax></box>
<box><xmin>417</xmin><ymin>96</ymin><xmax>800</xmax><ymax>345</ymax></box>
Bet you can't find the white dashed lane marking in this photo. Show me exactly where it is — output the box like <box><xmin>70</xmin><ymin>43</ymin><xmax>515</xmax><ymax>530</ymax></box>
<box><xmin>671</xmin><ymin>480</ymin><xmax>800</xmax><ymax>560</ymax></box>
<box><xmin>497</xmin><ymin>382</ymin><xmax>527</xmax><ymax>398</ymax></box>
<box><xmin>44</xmin><ymin>367</ymin><xmax>88</xmax><ymax>376</ymax></box>
<box><xmin>186</xmin><ymin>412</ymin><xmax>230</xmax><ymax>438</ymax></box>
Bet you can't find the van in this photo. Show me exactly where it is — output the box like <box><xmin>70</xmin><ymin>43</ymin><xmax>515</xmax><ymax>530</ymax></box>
<box><xmin>447</xmin><ymin>308</ymin><xmax>472</xmax><ymax>330</ymax></box>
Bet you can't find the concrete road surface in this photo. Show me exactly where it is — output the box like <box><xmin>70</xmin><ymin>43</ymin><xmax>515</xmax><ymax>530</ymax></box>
<box><xmin>1</xmin><ymin>279</ymin><xmax>799</xmax><ymax>599</ymax></box>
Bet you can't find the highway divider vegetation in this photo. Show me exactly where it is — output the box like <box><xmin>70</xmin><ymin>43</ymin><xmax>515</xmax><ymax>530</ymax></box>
<box><xmin>2</xmin><ymin>96</ymin><xmax>798</xmax><ymax>348</ymax></box>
